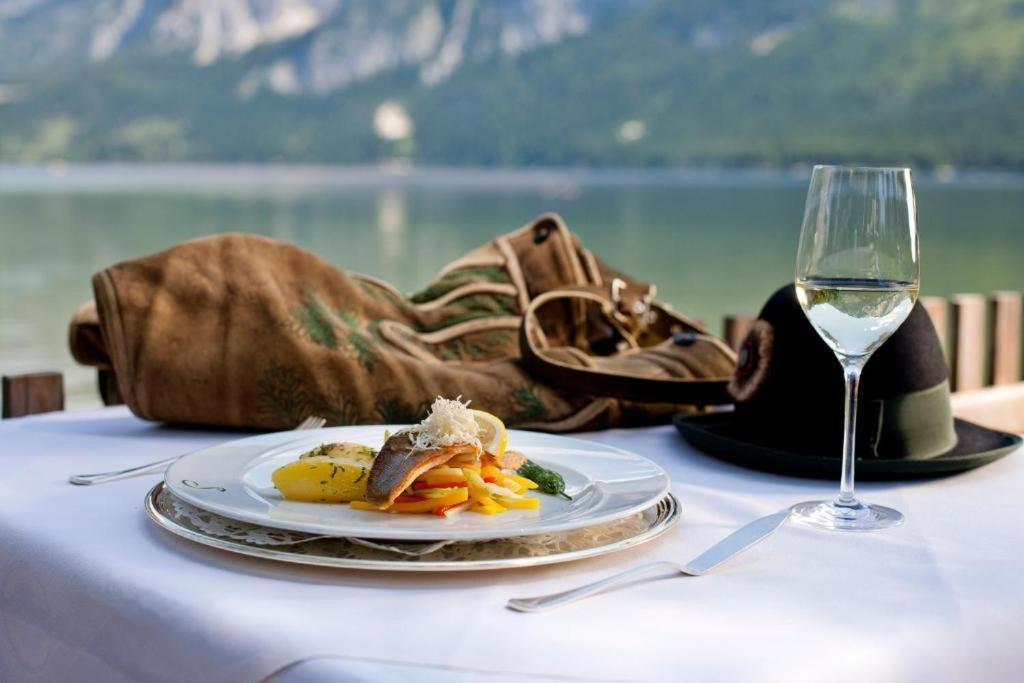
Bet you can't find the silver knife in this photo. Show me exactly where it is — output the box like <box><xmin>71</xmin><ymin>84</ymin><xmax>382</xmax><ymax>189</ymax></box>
<box><xmin>507</xmin><ymin>510</ymin><xmax>789</xmax><ymax>613</ymax></box>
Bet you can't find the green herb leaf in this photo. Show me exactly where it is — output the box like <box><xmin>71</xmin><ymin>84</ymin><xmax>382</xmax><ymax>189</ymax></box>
<box><xmin>517</xmin><ymin>460</ymin><xmax>572</xmax><ymax>500</ymax></box>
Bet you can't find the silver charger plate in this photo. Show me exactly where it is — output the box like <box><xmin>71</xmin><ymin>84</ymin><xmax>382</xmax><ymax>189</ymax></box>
<box><xmin>145</xmin><ymin>482</ymin><xmax>680</xmax><ymax>572</ymax></box>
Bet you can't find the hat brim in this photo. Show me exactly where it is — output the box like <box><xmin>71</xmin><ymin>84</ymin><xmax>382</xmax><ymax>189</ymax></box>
<box><xmin>672</xmin><ymin>412</ymin><xmax>1021</xmax><ymax>479</ymax></box>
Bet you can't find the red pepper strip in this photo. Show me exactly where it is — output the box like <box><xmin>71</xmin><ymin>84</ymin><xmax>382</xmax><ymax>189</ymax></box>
<box><xmin>412</xmin><ymin>480</ymin><xmax>467</xmax><ymax>490</ymax></box>
<box><xmin>483</xmin><ymin>476</ymin><xmax>498</xmax><ymax>483</ymax></box>
<box><xmin>434</xmin><ymin>503</ymin><xmax>462</xmax><ymax>517</ymax></box>
<box><xmin>394</xmin><ymin>495</ymin><xmax>427</xmax><ymax>504</ymax></box>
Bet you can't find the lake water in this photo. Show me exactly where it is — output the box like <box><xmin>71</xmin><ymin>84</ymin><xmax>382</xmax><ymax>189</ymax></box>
<box><xmin>2</xmin><ymin>165</ymin><xmax>1022</xmax><ymax>409</ymax></box>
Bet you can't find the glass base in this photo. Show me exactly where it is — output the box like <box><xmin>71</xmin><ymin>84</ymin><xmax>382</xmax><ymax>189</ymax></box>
<box><xmin>789</xmin><ymin>499</ymin><xmax>904</xmax><ymax>532</ymax></box>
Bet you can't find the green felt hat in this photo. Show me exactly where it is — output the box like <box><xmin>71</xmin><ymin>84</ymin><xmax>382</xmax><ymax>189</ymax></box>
<box><xmin>674</xmin><ymin>285</ymin><xmax>1020</xmax><ymax>479</ymax></box>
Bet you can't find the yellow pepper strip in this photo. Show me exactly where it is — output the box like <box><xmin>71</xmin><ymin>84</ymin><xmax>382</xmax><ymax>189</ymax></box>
<box><xmin>504</xmin><ymin>473</ymin><xmax>539</xmax><ymax>490</ymax></box>
<box><xmin>480</xmin><ymin>464</ymin><xmax>502</xmax><ymax>479</ymax></box>
<box><xmin>471</xmin><ymin>502</ymin><xmax>505</xmax><ymax>515</ymax></box>
<box><xmin>437</xmin><ymin>504</ymin><xmax>467</xmax><ymax>518</ymax></box>
<box><xmin>411</xmin><ymin>487</ymin><xmax>463</xmax><ymax>498</ymax></box>
<box><xmin>463</xmin><ymin>469</ymin><xmax>506</xmax><ymax>513</ymax></box>
<box><xmin>493</xmin><ymin>495</ymin><xmax>540</xmax><ymax>510</ymax></box>
<box><xmin>386</xmin><ymin>500</ymin><xmax>443</xmax><ymax>514</ymax></box>
<box><xmin>498</xmin><ymin>475</ymin><xmax>525</xmax><ymax>493</ymax></box>
<box><xmin>462</xmin><ymin>468</ymin><xmax>490</xmax><ymax>496</ymax></box>
<box><xmin>349</xmin><ymin>489</ymin><xmax>468</xmax><ymax>514</ymax></box>
<box><xmin>421</xmin><ymin>467</ymin><xmax>465</xmax><ymax>481</ymax></box>
<box><xmin>390</xmin><ymin>488</ymin><xmax>468</xmax><ymax>514</ymax></box>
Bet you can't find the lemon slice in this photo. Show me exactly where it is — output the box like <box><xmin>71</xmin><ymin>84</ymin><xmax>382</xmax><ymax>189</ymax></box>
<box><xmin>471</xmin><ymin>409</ymin><xmax>508</xmax><ymax>458</ymax></box>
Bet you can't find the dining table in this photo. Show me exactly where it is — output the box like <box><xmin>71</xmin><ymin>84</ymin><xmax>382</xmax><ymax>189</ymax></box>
<box><xmin>1</xmin><ymin>406</ymin><xmax>1022</xmax><ymax>683</ymax></box>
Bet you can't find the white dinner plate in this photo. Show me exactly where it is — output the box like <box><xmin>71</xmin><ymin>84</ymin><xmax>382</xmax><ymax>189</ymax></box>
<box><xmin>165</xmin><ymin>425</ymin><xmax>670</xmax><ymax>541</ymax></box>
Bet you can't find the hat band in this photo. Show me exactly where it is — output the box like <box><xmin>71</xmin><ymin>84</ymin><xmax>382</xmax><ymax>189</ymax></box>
<box><xmin>865</xmin><ymin>380</ymin><xmax>957</xmax><ymax>460</ymax></box>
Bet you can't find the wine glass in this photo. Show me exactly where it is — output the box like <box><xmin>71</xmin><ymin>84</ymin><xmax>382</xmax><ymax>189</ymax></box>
<box><xmin>791</xmin><ymin>165</ymin><xmax>919</xmax><ymax>531</ymax></box>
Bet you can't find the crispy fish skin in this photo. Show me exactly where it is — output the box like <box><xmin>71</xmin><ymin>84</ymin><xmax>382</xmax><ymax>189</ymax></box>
<box><xmin>365</xmin><ymin>431</ymin><xmax>481</xmax><ymax>508</ymax></box>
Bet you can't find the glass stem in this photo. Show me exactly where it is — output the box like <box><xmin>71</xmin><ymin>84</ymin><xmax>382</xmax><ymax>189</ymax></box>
<box><xmin>836</xmin><ymin>359</ymin><xmax>864</xmax><ymax>507</ymax></box>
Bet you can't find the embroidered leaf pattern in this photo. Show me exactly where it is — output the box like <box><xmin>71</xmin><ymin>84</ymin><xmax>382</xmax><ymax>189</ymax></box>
<box><xmin>375</xmin><ymin>397</ymin><xmax>430</xmax><ymax>424</ymax></box>
<box><xmin>275</xmin><ymin>277</ymin><xmax>559</xmax><ymax>429</ymax></box>
<box><xmin>257</xmin><ymin>362</ymin><xmax>358</xmax><ymax>426</ymax></box>
<box><xmin>409</xmin><ymin>266</ymin><xmax>511</xmax><ymax>304</ymax></box>
<box><xmin>337</xmin><ymin>308</ymin><xmax>378</xmax><ymax>372</ymax></box>
<box><xmin>320</xmin><ymin>395</ymin><xmax>359</xmax><ymax>426</ymax></box>
<box><xmin>355</xmin><ymin>279</ymin><xmax>407</xmax><ymax>310</ymax></box>
<box><xmin>290</xmin><ymin>289</ymin><xmax>338</xmax><ymax>350</ymax></box>
<box><xmin>287</xmin><ymin>284</ymin><xmax>380</xmax><ymax>372</ymax></box>
<box><xmin>438</xmin><ymin>331</ymin><xmax>515</xmax><ymax>360</ymax></box>
<box><xmin>415</xmin><ymin>311</ymin><xmax>494</xmax><ymax>333</ymax></box>
<box><xmin>452</xmin><ymin>293</ymin><xmax>518</xmax><ymax>315</ymax></box>
<box><xmin>257</xmin><ymin>362</ymin><xmax>309</xmax><ymax>426</ymax></box>
<box><xmin>510</xmin><ymin>383</ymin><xmax>548</xmax><ymax>424</ymax></box>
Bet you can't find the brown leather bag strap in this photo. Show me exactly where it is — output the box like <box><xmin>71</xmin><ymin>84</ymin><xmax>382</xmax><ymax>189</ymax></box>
<box><xmin>519</xmin><ymin>288</ymin><xmax>734</xmax><ymax>405</ymax></box>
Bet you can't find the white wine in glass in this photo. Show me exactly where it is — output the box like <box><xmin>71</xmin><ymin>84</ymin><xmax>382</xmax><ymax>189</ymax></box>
<box><xmin>791</xmin><ymin>166</ymin><xmax>920</xmax><ymax>531</ymax></box>
<box><xmin>796</xmin><ymin>278</ymin><xmax>919</xmax><ymax>358</ymax></box>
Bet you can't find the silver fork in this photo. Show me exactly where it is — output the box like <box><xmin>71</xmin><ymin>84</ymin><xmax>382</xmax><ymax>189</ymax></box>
<box><xmin>507</xmin><ymin>509</ymin><xmax>789</xmax><ymax>613</ymax></box>
<box><xmin>68</xmin><ymin>415</ymin><xmax>327</xmax><ymax>485</ymax></box>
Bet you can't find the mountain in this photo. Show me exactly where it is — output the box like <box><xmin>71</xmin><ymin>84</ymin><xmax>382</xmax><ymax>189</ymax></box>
<box><xmin>0</xmin><ymin>0</ymin><xmax>610</xmax><ymax>90</ymax></box>
<box><xmin>1</xmin><ymin>0</ymin><xmax>1023</xmax><ymax>169</ymax></box>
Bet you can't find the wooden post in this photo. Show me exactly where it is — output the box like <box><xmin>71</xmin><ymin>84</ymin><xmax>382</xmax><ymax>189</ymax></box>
<box><xmin>988</xmin><ymin>291</ymin><xmax>1022</xmax><ymax>386</ymax></box>
<box><xmin>723</xmin><ymin>315</ymin><xmax>756</xmax><ymax>352</ymax></box>
<box><xmin>951</xmin><ymin>294</ymin><xmax>987</xmax><ymax>392</ymax></box>
<box><xmin>952</xmin><ymin>383</ymin><xmax>1024</xmax><ymax>433</ymax></box>
<box><xmin>921</xmin><ymin>296</ymin><xmax>948</xmax><ymax>355</ymax></box>
<box><xmin>2</xmin><ymin>372</ymin><xmax>65</xmax><ymax>419</ymax></box>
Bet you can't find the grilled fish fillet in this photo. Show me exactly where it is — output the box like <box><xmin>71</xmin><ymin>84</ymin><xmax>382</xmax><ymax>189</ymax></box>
<box><xmin>365</xmin><ymin>431</ymin><xmax>481</xmax><ymax>508</ymax></box>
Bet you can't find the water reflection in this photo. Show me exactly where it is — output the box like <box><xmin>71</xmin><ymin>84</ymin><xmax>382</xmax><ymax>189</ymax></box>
<box><xmin>376</xmin><ymin>188</ymin><xmax>407</xmax><ymax>265</ymax></box>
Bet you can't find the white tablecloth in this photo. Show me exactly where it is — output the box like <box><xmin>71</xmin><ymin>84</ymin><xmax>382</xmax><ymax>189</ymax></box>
<box><xmin>1</xmin><ymin>408</ymin><xmax>1022</xmax><ymax>683</ymax></box>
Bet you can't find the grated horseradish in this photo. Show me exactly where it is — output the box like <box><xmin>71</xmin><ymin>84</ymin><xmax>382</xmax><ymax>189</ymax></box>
<box><xmin>406</xmin><ymin>397</ymin><xmax>480</xmax><ymax>451</ymax></box>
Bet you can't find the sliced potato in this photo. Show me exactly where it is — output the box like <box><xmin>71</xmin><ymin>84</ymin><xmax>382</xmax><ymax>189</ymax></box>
<box><xmin>273</xmin><ymin>454</ymin><xmax>372</xmax><ymax>503</ymax></box>
<box><xmin>299</xmin><ymin>442</ymin><xmax>377</xmax><ymax>461</ymax></box>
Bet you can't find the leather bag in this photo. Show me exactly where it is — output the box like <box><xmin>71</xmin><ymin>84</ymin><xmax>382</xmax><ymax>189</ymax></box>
<box><xmin>69</xmin><ymin>213</ymin><xmax>735</xmax><ymax>431</ymax></box>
